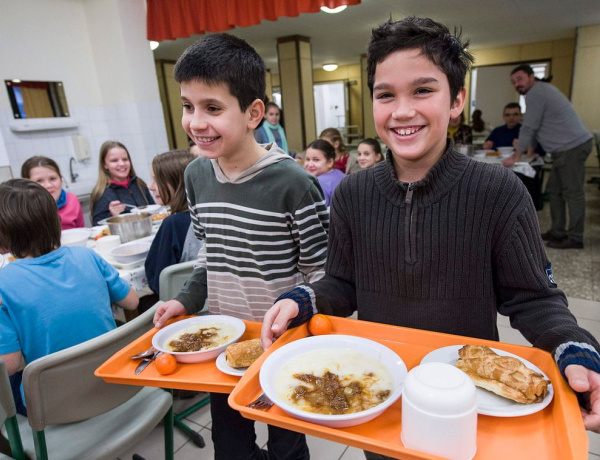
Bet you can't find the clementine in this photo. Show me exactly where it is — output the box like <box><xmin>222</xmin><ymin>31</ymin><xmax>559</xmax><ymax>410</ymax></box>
<box><xmin>155</xmin><ymin>353</ymin><xmax>177</xmax><ymax>375</ymax></box>
<box><xmin>308</xmin><ymin>314</ymin><xmax>332</xmax><ymax>336</ymax></box>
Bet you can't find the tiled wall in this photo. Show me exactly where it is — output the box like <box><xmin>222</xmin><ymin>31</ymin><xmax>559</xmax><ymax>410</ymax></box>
<box><xmin>0</xmin><ymin>100</ymin><xmax>169</xmax><ymax>199</ymax></box>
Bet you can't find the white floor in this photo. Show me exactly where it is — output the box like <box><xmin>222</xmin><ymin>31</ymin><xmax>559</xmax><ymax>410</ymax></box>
<box><xmin>116</xmin><ymin>297</ymin><xmax>600</xmax><ymax>460</ymax></box>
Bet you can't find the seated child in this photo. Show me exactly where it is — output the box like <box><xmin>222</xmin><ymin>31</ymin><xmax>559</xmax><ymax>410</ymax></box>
<box><xmin>262</xmin><ymin>16</ymin><xmax>600</xmax><ymax>438</ymax></box>
<box><xmin>320</xmin><ymin>127</ymin><xmax>360</xmax><ymax>174</ymax></box>
<box><xmin>254</xmin><ymin>102</ymin><xmax>289</xmax><ymax>154</ymax></box>
<box><xmin>90</xmin><ymin>141</ymin><xmax>154</xmax><ymax>225</ymax></box>
<box><xmin>304</xmin><ymin>139</ymin><xmax>345</xmax><ymax>207</ymax></box>
<box><xmin>0</xmin><ymin>179</ymin><xmax>138</xmax><ymax>413</ymax></box>
<box><xmin>21</xmin><ymin>156</ymin><xmax>84</xmax><ymax>229</ymax></box>
<box><xmin>357</xmin><ymin>138</ymin><xmax>384</xmax><ymax>169</ymax></box>
<box><xmin>145</xmin><ymin>150</ymin><xmax>202</xmax><ymax>296</ymax></box>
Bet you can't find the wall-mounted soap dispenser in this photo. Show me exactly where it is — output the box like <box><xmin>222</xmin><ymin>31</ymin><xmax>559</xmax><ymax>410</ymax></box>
<box><xmin>71</xmin><ymin>135</ymin><xmax>90</xmax><ymax>161</ymax></box>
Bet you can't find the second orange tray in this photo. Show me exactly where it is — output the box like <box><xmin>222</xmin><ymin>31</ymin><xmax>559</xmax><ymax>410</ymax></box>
<box><xmin>228</xmin><ymin>316</ymin><xmax>587</xmax><ymax>460</ymax></box>
<box><xmin>95</xmin><ymin>319</ymin><xmax>261</xmax><ymax>393</ymax></box>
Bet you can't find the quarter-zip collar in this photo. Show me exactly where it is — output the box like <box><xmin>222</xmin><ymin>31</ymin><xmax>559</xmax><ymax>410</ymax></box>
<box><xmin>374</xmin><ymin>139</ymin><xmax>469</xmax><ymax>208</ymax></box>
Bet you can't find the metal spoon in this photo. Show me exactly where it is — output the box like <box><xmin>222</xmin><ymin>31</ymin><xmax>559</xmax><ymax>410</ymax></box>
<box><xmin>129</xmin><ymin>346</ymin><xmax>155</xmax><ymax>360</ymax></box>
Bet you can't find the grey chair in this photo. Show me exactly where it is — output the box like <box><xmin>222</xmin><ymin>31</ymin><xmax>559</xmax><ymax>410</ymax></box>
<box><xmin>0</xmin><ymin>359</ymin><xmax>25</xmax><ymax>460</ymax></box>
<box><xmin>17</xmin><ymin>304</ymin><xmax>174</xmax><ymax>460</ymax></box>
<box><xmin>159</xmin><ymin>260</ymin><xmax>209</xmax><ymax>448</ymax></box>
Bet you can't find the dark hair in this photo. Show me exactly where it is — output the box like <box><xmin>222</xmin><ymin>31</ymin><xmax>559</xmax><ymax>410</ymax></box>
<box><xmin>367</xmin><ymin>17</ymin><xmax>473</xmax><ymax>103</ymax></box>
<box><xmin>319</xmin><ymin>127</ymin><xmax>348</xmax><ymax>155</ymax></box>
<box><xmin>264</xmin><ymin>102</ymin><xmax>280</xmax><ymax>113</ymax></box>
<box><xmin>306</xmin><ymin>139</ymin><xmax>336</xmax><ymax>162</ymax></box>
<box><xmin>21</xmin><ymin>156</ymin><xmax>62</xmax><ymax>179</ymax></box>
<box><xmin>174</xmin><ymin>33</ymin><xmax>266</xmax><ymax>112</ymax></box>
<box><xmin>471</xmin><ymin>109</ymin><xmax>485</xmax><ymax>132</ymax></box>
<box><xmin>511</xmin><ymin>64</ymin><xmax>534</xmax><ymax>76</ymax></box>
<box><xmin>0</xmin><ymin>179</ymin><xmax>61</xmax><ymax>258</ymax></box>
<box><xmin>151</xmin><ymin>150</ymin><xmax>194</xmax><ymax>213</ymax></box>
<box><xmin>504</xmin><ymin>102</ymin><xmax>521</xmax><ymax>112</ymax></box>
<box><xmin>358</xmin><ymin>138</ymin><xmax>382</xmax><ymax>155</ymax></box>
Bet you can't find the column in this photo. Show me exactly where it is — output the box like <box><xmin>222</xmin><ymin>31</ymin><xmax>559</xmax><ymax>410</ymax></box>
<box><xmin>360</xmin><ymin>54</ymin><xmax>377</xmax><ymax>138</ymax></box>
<box><xmin>277</xmin><ymin>35</ymin><xmax>316</xmax><ymax>153</ymax></box>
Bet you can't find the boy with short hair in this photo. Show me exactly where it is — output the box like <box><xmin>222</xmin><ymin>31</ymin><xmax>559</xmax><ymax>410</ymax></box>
<box><xmin>154</xmin><ymin>33</ymin><xmax>328</xmax><ymax>459</ymax></box>
<box><xmin>262</xmin><ymin>16</ymin><xmax>600</xmax><ymax>440</ymax></box>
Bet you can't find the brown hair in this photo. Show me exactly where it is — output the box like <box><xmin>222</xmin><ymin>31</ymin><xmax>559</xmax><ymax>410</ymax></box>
<box><xmin>90</xmin><ymin>140</ymin><xmax>149</xmax><ymax>218</ymax></box>
<box><xmin>0</xmin><ymin>179</ymin><xmax>61</xmax><ymax>258</ymax></box>
<box><xmin>152</xmin><ymin>150</ymin><xmax>194</xmax><ymax>213</ymax></box>
<box><xmin>21</xmin><ymin>156</ymin><xmax>62</xmax><ymax>179</ymax></box>
<box><xmin>319</xmin><ymin>128</ymin><xmax>348</xmax><ymax>156</ymax></box>
<box><xmin>306</xmin><ymin>139</ymin><xmax>336</xmax><ymax>162</ymax></box>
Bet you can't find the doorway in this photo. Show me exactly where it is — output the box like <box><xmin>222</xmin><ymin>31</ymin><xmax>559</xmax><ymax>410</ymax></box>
<box><xmin>313</xmin><ymin>81</ymin><xmax>348</xmax><ymax>136</ymax></box>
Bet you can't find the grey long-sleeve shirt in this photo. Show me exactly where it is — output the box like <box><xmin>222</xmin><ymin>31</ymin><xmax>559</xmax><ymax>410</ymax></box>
<box><xmin>518</xmin><ymin>81</ymin><xmax>591</xmax><ymax>154</ymax></box>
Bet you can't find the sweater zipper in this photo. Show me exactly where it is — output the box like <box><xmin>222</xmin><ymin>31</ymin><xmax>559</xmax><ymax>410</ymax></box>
<box><xmin>404</xmin><ymin>184</ymin><xmax>415</xmax><ymax>263</ymax></box>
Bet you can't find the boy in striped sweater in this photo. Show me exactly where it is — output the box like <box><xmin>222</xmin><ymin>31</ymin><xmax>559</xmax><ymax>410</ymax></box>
<box><xmin>261</xmin><ymin>16</ymin><xmax>600</xmax><ymax>438</ymax></box>
<box><xmin>153</xmin><ymin>34</ymin><xmax>328</xmax><ymax>459</ymax></box>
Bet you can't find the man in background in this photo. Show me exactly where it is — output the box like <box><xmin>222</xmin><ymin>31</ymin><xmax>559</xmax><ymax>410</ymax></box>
<box><xmin>483</xmin><ymin>102</ymin><xmax>522</xmax><ymax>149</ymax></box>
<box><xmin>503</xmin><ymin>64</ymin><xmax>593</xmax><ymax>249</ymax></box>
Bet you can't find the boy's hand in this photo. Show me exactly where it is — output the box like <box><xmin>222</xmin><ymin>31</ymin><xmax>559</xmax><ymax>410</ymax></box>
<box><xmin>154</xmin><ymin>299</ymin><xmax>187</xmax><ymax>328</ymax></box>
<box><xmin>260</xmin><ymin>299</ymin><xmax>299</xmax><ymax>350</ymax></box>
<box><xmin>565</xmin><ymin>364</ymin><xmax>600</xmax><ymax>432</ymax></box>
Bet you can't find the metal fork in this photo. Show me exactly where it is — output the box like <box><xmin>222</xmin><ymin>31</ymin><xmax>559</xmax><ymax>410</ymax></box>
<box><xmin>246</xmin><ymin>393</ymin><xmax>274</xmax><ymax>411</ymax></box>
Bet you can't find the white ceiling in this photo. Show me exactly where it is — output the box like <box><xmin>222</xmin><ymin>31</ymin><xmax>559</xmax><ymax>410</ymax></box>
<box><xmin>152</xmin><ymin>0</ymin><xmax>600</xmax><ymax>73</ymax></box>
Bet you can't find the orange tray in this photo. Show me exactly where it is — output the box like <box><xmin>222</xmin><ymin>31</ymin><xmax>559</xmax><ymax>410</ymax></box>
<box><xmin>228</xmin><ymin>316</ymin><xmax>587</xmax><ymax>460</ymax></box>
<box><xmin>95</xmin><ymin>318</ymin><xmax>261</xmax><ymax>393</ymax></box>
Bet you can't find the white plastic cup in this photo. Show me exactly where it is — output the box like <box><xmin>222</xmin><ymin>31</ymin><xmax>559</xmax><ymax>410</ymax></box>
<box><xmin>96</xmin><ymin>235</ymin><xmax>121</xmax><ymax>255</ymax></box>
<box><xmin>401</xmin><ymin>362</ymin><xmax>477</xmax><ymax>460</ymax></box>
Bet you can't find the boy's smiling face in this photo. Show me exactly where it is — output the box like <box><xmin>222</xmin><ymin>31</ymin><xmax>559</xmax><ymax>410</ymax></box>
<box><xmin>181</xmin><ymin>80</ymin><xmax>261</xmax><ymax>163</ymax></box>
<box><xmin>372</xmin><ymin>49</ymin><xmax>465</xmax><ymax>181</ymax></box>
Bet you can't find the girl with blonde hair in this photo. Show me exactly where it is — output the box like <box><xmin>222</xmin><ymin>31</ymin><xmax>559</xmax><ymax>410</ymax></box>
<box><xmin>90</xmin><ymin>141</ymin><xmax>154</xmax><ymax>225</ymax></box>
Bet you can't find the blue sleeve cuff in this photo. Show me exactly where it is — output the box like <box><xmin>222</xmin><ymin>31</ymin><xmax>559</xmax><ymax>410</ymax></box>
<box><xmin>275</xmin><ymin>286</ymin><xmax>316</xmax><ymax>329</ymax></box>
<box><xmin>554</xmin><ymin>342</ymin><xmax>600</xmax><ymax>377</ymax></box>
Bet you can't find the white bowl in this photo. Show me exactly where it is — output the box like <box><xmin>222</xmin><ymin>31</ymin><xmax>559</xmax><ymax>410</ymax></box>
<box><xmin>474</xmin><ymin>149</ymin><xmax>494</xmax><ymax>157</ymax></box>
<box><xmin>109</xmin><ymin>241</ymin><xmax>151</xmax><ymax>264</ymax></box>
<box><xmin>61</xmin><ymin>228</ymin><xmax>91</xmax><ymax>247</ymax></box>
<box><xmin>152</xmin><ymin>315</ymin><xmax>246</xmax><ymax>363</ymax></box>
<box><xmin>497</xmin><ymin>146</ymin><xmax>514</xmax><ymax>157</ymax></box>
<box><xmin>131</xmin><ymin>204</ymin><xmax>162</xmax><ymax>214</ymax></box>
<box><xmin>259</xmin><ymin>335</ymin><xmax>407</xmax><ymax>428</ymax></box>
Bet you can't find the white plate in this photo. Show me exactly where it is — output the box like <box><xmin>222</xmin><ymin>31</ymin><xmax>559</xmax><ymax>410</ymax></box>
<box><xmin>216</xmin><ymin>351</ymin><xmax>247</xmax><ymax>377</ymax></box>
<box><xmin>131</xmin><ymin>204</ymin><xmax>162</xmax><ymax>214</ymax></box>
<box><xmin>420</xmin><ymin>345</ymin><xmax>553</xmax><ymax>417</ymax></box>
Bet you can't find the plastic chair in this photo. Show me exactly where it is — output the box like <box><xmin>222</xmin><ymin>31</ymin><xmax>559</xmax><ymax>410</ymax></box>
<box><xmin>158</xmin><ymin>260</ymin><xmax>197</xmax><ymax>300</ymax></box>
<box><xmin>16</xmin><ymin>304</ymin><xmax>174</xmax><ymax>460</ymax></box>
<box><xmin>159</xmin><ymin>260</ymin><xmax>209</xmax><ymax>448</ymax></box>
<box><xmin>0</xmin><ymin>360</ymin><xmax>25</xmax><ymax>460</ymax></box>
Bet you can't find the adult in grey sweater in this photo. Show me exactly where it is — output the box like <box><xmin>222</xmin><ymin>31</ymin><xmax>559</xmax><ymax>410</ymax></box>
<box><xmin>506</xmin><ymin>65</ymin><xmax>593</xmax><ymax>248</ymax></box>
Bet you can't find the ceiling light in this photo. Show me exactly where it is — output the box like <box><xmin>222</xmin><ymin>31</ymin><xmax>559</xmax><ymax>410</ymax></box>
<box><xmin>320</xmin><ymin>5</ymin><xmax>347</xmax><ymax>14</ymax></box>
<box><xmin>322</xmin><ymin>64</ymin><xmax>339</xmax><ymax>72</ymax></box>
<box><xmin>150</xmin><ymin>41</ymin><xmax>159</xmax><ymax>51</ymax></box>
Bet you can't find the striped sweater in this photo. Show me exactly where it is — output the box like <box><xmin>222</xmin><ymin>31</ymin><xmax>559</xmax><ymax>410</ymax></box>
<box><xmin>175</xmin><ymin>145</ymin><xmax>329</xmax><ymax>321</ymax></box>
<box><xmin>281</xmin><ymin>142</ymin><xmax>600</xmax><ymax>376</ymax></box>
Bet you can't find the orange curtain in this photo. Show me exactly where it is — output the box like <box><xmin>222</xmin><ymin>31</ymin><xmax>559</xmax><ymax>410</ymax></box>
<box><xmin>147</xmin><ymin>0</ymin><xmax>361</xmax><ymax>41</ymax></box>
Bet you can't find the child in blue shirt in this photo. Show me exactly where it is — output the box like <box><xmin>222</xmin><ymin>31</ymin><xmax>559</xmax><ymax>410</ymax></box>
<box><xmin>0</xmin><ymin>179</ymin><xmax>138</xmax><ymax>413</ymax></box>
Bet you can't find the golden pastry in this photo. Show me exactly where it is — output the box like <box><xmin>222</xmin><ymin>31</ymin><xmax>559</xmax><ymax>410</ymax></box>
<box><xmin>455</xmin><ymin>345</ymin><xmax>549</xmax><ymax>404</ymax></box>
<box><xmin>225</xmin><ymin>338</ymin><xmax>263</xmax><ymax>368</ymax></box>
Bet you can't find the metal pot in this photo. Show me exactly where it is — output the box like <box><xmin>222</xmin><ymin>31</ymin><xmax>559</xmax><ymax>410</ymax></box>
<box><xmin>98</xmin><ymin>213</ymin><xmax>153</xmax><ymax>243</ymax></box>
